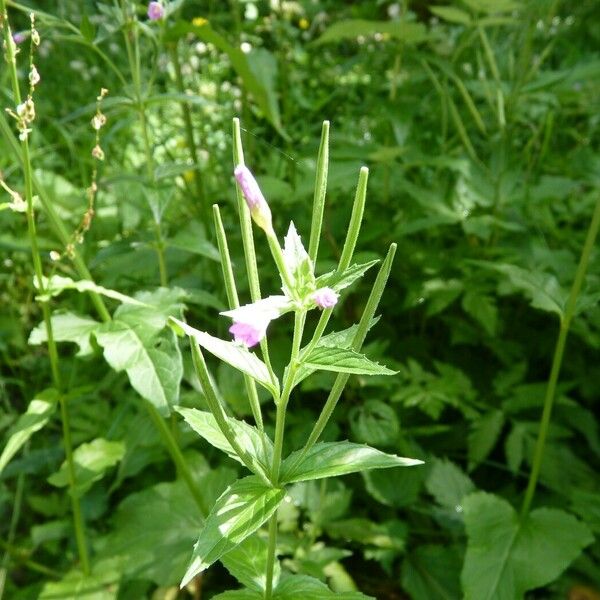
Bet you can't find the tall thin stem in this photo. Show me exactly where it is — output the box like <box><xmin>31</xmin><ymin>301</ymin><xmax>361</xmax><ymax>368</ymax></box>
<box><xmin>121</xmin><ymin>2</ymin><xmax>168</xmax><ymax>286</ymax></box>
<box><xmin>264</xmin><ymin>310</ymin><xmax>306</xmax><ymax>600</ymax></box>
<box><xmin>0</xmin><ymin>4</ymin><xmax>90</xmax><ymax>573</ymax></box>
<box><xmin>521</xmin><ymin>196</ymin><xmax>600</xmax><ymax>517</ymax></box>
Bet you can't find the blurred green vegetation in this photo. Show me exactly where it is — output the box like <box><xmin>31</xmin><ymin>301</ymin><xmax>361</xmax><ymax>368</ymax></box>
<box><xmin>1</xmin><ymin>0</ymin><xmax>599</xmax><ymax>598</ymax></box>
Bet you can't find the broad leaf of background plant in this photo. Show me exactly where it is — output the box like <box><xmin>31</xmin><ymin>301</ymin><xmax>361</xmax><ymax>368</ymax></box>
<box><xmin>39</xmin><ymin>558</ymin><xmax>121</xmax><ymax>600</ymax></box>
<box><xmin>315</xmin><ymin>19</ymin><xmax>429</xmax><ymax>46</ymax></box>
<box><xmin>181</xmin><ymin>476</ymin><xmax>285</xmax><ymax>587</ymax></box>
<box><xmin>0</xmin><ymin>388</ymin><xmax>58</xmax><ymax>475</ymax></box>
<box><xmin>468</xmin><ymin>409</ymin><xmax>504</xmax><ymax>471</ymax></box>
<box><xmin>29</xmin><ymin>312</ymin><xmax>101</xmax><ymax>356</ymax></box>
<box><xmin>280</xmin><ymin>441</ymin><xmax>423</xmax><ymax>484</ymax></box>
<box><xmin>462</xmin><ymin>492</ymin><xmax>594</xmax><ymax>599</ymax></box>
<box><xmin>48</xmin><ymin>438</ymin><xmax>125</xmax><ymax>497</ymax></box>
<box><xmin>401</xmin><ymin>544</ymin><xmax>462</xmax><ymax>600</ymax></box>
<box><xmin>221</xmin><ymin>534</ymin><xmax>280</xmax><ymax>593</ymax></box>
<box><xmin>99</xmin><ymin>457</ymin><xmax>236</xmax><ymax>586</ymax></box>
<box><xmin>273</xmin><ymin>573</ymin><xmax>373</xmax><ymax>599</ymax></box>
<box><xmin>176</xmin><ymin>407</ymin><xmax>273</xmax><ymax>478</ymax></box>
<box><xmin>95</xmin><ymin>324</ymin><xmax>182</xmax><ymax>417</ymax></box>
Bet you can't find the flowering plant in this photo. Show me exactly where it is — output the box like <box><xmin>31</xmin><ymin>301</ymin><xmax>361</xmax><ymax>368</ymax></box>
<box><xmin>169</xmin><ymin>119</ymin><xmax>423</xmax><ymax>598</ymax></box>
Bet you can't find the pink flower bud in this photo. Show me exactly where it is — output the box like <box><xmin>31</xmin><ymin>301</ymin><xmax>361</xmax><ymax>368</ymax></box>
<box><xmin>12</xmin><ymin>32</ymin><xmax>27</xmax><ymax>45</ymax></box>
<box><xmin>234</xmin><ymin>165</ymin><xmax>272</xmax><ymax>231</ymax></box>
<box><xmin>312</xmin><ymin>287</ymin><xmax>339</xmax><ymax>309</ymax></box>
<box><xmin>147</xmin><ymin>1</ymin><xmax>164</xmax><ymax>20</ymax></box>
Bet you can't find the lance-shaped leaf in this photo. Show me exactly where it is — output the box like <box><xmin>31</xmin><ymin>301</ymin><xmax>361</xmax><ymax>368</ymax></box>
<box><xmin>95</xmin><ymin>323</ymin><xmax>182</xmax><ymax>417</ymax></box>
<box><xmin>0</xmin><ymin>389</ymin><xmax>58</xmax><ymax>475</ymax></box>
<box><xmin>462</xmin><ymin>492</ymin><xmax>594</xmax><ymax>599</ymax></box>
<box><xmin>170</xmin><ymin>317</ymin><xmax>279</xmax><ymax>397</ymax></box>
<box><xmin>279</xmin><ymin>441</ymin><xmax>423</xmax><ymax>484</ymax></box>
<box><xmin>176</xmin><ymin>407</ymin><xmax>273</xmax><ymax>478</ymax></box>
<box><xmin>302</xmin><ymin>346</ymin><xmax>396</xmax><ymax>376</ymax></box>
<box><xmin>180</xmin><ymin>476</ymin><xmax>285</xmax><ymax>588</ymax></box>
<box><xmin>316</xmin><ymin>260</ymin><xmax>379</xmax><ymax>292</ymax></box>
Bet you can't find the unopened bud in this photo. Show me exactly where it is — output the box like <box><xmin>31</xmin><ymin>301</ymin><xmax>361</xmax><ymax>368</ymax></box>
<box><xmin>147</xmin><ymin>1</ymin><xmax>164</xmax><ymax>20</ymax></box>
<box><xmin>91</xmin><ymin>144</ymin><xmax>105</xmax><ymax>160</ymax></box>
<box><xmin>234</xmin><ymin>164</ymin><xmax>272</xmax><ymax>232</ymax></box>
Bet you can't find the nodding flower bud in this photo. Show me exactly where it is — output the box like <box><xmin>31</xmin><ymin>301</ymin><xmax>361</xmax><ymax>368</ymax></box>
<box><xmin>234</xmin><ymin>165</ymin><xmax>272</xmax><ymax>232</ymax></box>
<box><xmin>312</xmin><ymin>287</ymin><xmax>339</xmax><ymax>309</ymax></box>
<box><xmin>147</xmin><ymin>1</ymin><xmax>165</xmax><ymax>20</ymax></box>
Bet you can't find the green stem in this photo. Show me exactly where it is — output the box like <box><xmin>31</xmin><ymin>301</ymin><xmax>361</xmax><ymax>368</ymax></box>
<box><xmin>213</xmin><ymin>204</ymin><xmax>263</xmax><ymax>430</ymax></box>
<box><xmin>521</xmin><ymin>196</ymin><xmax>600</xmax><ymax>517</ymax></box>
<box><xmin>169</xmin><ymin>42</ymin><xmax>207</xmax><ymax>214</ymax></box>
<box><xmin>264</xmin><ymin>513</ymin><xmax>278</xmax><ymax>600</ymax></box>
<box><xmin>122</xmin><ymin>2</ymin><xmax>168</xmax><ymax>286</ymax></box>
<box><xmin>0</xmin><ymin>473</ymin><xmax>24</xmax><ymax>599</ymax></box>
<box><xmin>264</xmin><ymin>310</ymin><xmax>306</xmax><ymax>599</ymax></box>
<box><xmin>145</xmin><ymin>403</ymin><xmax>208</xmax><ymax>515</ymax></box>
<box><xmin>0</xmin><ymin>5</ymin><xmax>90</xmax><ymax>573</ymax></box>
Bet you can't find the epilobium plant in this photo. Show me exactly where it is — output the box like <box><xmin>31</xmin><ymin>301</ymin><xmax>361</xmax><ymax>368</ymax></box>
<box><xmin>170</xmin><ymin>119</ymin><xmax>423</xmax><ymax>599</ymax></box>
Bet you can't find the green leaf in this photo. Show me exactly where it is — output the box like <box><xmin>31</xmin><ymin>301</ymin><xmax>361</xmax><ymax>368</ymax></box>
<box><xmin>39</xmin><ymin>558</ymin><xmax>120</xmax><ymax>599</ymax></box>
<box><xmin>477</xmin><ymin>262</ymin><xmax>566</xmax><ymax>317</ymax></box>
<box><xmin>181</xmin><ymin>476</ymin><xmax>285</xmax><ymax>587</ymax></box>
<box><xmin>29</xmin><ymin>312</ymin><xmax>101</xmax><ymax>356</ymax></box>
<box><xmin>95</xmin><ymin>323</ymin><xmax>182</xmax><ymax>417</ymax></box>
<box><xmin>168</xmin><ymin>221</ymin><xmax>220</xmax><ymax>261</ymax></box>
<box><xmin>100</xmin><ymin>456</ymin><xmax>235</xmax><ymax>586</ymax></box>
<box><xmin>325</xmin><ymin>518</ymin><xmax>406</xmax><ymax>552</ymax></box>
<box><xmin>170</xmin><ymin>317</ymin><xmax>278</xmax><ymax>397</ymax></box>
<box><xmin>48</xmin><ymin>438</ymin><xmax>125</xmax><ymax>496</ymax></box>
<box><xmin>274</xmin><ymin>574</ymin><xmax>373</xmax><ymax>599</ymax></box>
<box><xmin>468</xmin><ymin>410</ymin><xmax>504</xmax><ymax>471</ymax></box>
<box><xmin>363</xmin><ymin>466</ymin><xmax>426</xmax><ymax>508</ymax></box>
<box><xmin>35</xmin><ymin>274</ymin><xmax>144</xmax><ymax>306</ymax></box>
<box><xmin>462</xmin><ymin>492</ymin><xmax>594</xmax><ymax>599</ymax></box>
<box><xmin>315</xmin><ymin>20</ymin><xmax>428</xmax><ymax>46</ymax></box>
<box><xmin>302</xmin><ymin>346</ymin><xmax>396</xmax><ymax>376</ymax></box>
<box><xmin>401</xmin><ymin>544</ymin><xmax>462</xmax><ymax>600</ymax></box>
<box><xmin>212</xmin><ymin>592</ymin><xmax>262</xmax><ymax>600</ymax></box>
<box><xmin>316</xmin><ymin>260</ymin><xmax>379</xmax><ymax>292</ymax></box>
<box><xmin>349</xmin><ymin>400</ymin><xmax>400</xmax><ymax>446</ymax></box>
<box><xmin>176</xmin><ymin>407</ymin><xmax>273</xmax><ymax>478</ymax></box>
<box><xmin>462</xmin><ymin>291</ymin><xmax>498</xmax><ymax>336</ymax></box>
<box><xmin>462</xmin><ymin>0</ymin><xmax>521</xmax><ymax>13</ymax></box>
<box><xmin>0</xmin><ymin>389</ymin><xmax>58</xmax><ymax>475</ymax></box>
<box><xmin>426</xmin><ymin>459</ymin><xmax>475</xmax><ymax>511</ymax></box>
<box><xmin>221</xmin><ymin>534</ymin><xmax>280</xmax><ymax>592</ymax></box>
<box><xmin>430</xmin><ymin>6</ymin><xmax>472</xmax><ymax>25</ymax></box>
<box><xmin>279</xmin><ymin>441</ymin><xmax>423</xmax><ymax>484</ymax></box>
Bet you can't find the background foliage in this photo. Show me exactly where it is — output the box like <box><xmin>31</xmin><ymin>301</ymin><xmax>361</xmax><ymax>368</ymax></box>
<box><xmin>1</xmin><ymin>0</ymin><xmax>599</xmax><ymax>598</ymax></box>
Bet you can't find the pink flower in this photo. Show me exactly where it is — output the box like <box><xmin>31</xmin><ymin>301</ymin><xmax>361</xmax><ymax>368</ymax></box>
<box><xmin>12</xmin><ymin>32</ymin><xmax>27</xmax><ymax>45</ymax></box>
<box><xmin>147</xmin><ymin>1</ymin><xmax>164</xmax><ymax>20</ymax></box>
<box><xmin>312</xmin><ymin>287</ymin><xmax>339</xmax><ymax>309</ymax></box>
<box><xmin>229</xmin><ymin>320</ymin><xmax>268</xmax><ymax>348</ymax></box>
<box><xmin>234</xmin><ymin>165</ymin><xmax>272</xmax><ymax>231</ymax></box>
<box><xmin>222</xmin><ymin>296</ymin><xmax>291</xmax><ymax>348</ymax></box>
